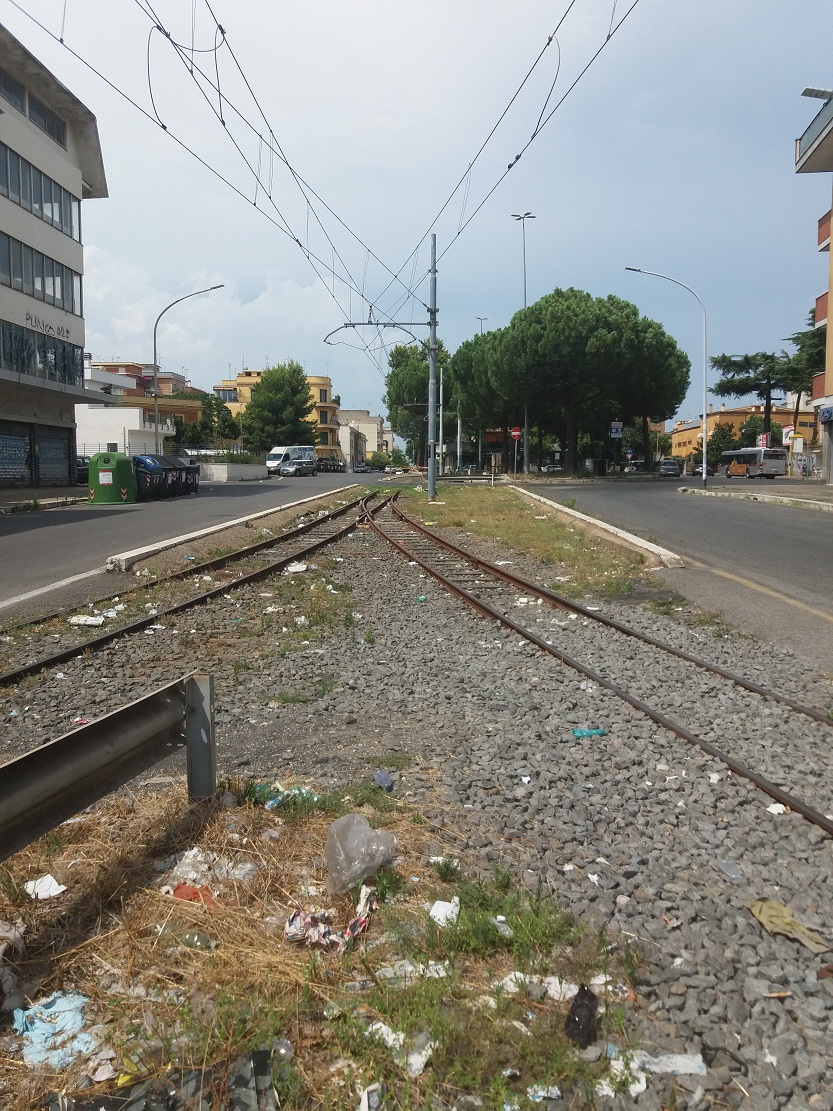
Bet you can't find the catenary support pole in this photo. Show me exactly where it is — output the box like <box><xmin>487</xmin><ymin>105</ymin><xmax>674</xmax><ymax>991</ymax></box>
<box><xmin>457</xmin><ymin>415</ymin><xmax>463</xmax><ymax>473</ymax></box>
<box><xmin>427</xmin><ymin>235</ymin><xmax>438</xmax><ymax>500</ymax></box>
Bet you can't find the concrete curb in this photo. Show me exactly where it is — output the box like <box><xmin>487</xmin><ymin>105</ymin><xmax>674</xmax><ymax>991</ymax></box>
<box><xmin>105</xmin><ymin>484</ymin><xmax>359</xmax><ymax>571</ymax></box>
<box><xmin>679</xmin><ymin>486</ymin><xmax>833</xmax><ymax>513</ymax></box>
<box><xmin>0</xmin><ymin>494</ymin><xmax>88</xmax><ymax>513</ymax></box>
<box><xmin>510</xmin><ymin>485</ymin><xmax>684</xmax><ymax>569</ymax></box>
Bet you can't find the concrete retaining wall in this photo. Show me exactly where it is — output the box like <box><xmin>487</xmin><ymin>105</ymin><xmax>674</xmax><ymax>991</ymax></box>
<box><xmin>199</xmin><ymin>463</ymin><xmax>268</xmax><ymax>482</ymax></box>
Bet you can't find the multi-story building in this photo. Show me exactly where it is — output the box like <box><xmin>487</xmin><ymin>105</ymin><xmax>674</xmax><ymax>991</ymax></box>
<box><xmin>671</xmin><ymin>402</ymin><xmax>817</xmax><ymax>459</ymax></box>
<box><xmin>212</xmin><ymin>368</ymin><xmax>343</xmax><ymax>461</ymax></box>
<box><xmin>338</xmin><ymin>410</ymin><xmax>386</xmax><ymax>459</ymax></box>
<box><xmin>0</xmin><ymin>24</ymin><xmax>108</xmax><ymax>487</ymax></box>
<box><xmin>90</xmin><ymin>360</ymin><xmax>193</xmax><ymax>397</ymax></box>
<box><xmin>795</xmin><ymin>87</ymin><xmax>833</xmax><ymax>483</ymax></box>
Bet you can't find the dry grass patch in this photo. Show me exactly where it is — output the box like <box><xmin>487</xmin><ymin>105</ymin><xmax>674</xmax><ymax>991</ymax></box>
<box><xmin>402</xmin><ymin>486</ymin><xmax>647</xmax><ymax>599</ymax></box>
<box><xmin>0</xmin><ymin>780</ymin><xmax>638</xmax><ymax>1111</ymax></box>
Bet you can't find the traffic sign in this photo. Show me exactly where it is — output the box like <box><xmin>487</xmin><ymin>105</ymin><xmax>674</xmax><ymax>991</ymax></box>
<box><xmin>626</xmin><ymin>449</ymin><xmax>633</xmax><ymax>458</ymax></box>
<box><xmin>511</xmin><ymin>426</ymin><xmax>521</xmax><ymax>440</ymax></box>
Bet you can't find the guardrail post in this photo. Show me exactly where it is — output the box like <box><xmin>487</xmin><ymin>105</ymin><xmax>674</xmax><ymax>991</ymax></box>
<box><xmin>186</xmin><ymin>674</ymin><xmax>216</xmax><ymax>799</ymax></box>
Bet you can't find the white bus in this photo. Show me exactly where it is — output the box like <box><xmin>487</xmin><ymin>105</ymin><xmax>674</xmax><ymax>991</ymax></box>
<box><xmin>719</xmin><ymin>447</ymin><xmax>788</xmax><ymax>480</ymax></box>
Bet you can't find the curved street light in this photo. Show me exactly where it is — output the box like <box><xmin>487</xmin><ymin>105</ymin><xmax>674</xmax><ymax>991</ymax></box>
<box><xmin>625</xmin><ymin>267</ymin><xmax>708</xmax><ymax>488</ymax></box>
<box><xmin>153</xmin><ymin>284</ymin><xmax>224</xmax><ymax>452</ymax></box>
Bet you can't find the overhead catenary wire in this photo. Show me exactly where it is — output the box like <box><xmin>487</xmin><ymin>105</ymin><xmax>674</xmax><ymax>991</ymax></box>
<box><xmin>5</xmin><ymin>0</ymin><xmax>394</xmax><ymax>368</ymax></box>
<box><xmin>9</xmin><ymin>0</ymin><xmax>644</xmax><ymax>367</ymax></box>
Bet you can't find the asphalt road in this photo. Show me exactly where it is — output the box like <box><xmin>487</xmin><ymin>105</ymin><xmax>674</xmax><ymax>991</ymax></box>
<box><xmin>0</xmin><ymin>474</ymin><xmax>364</xmax><ymax>608</ymax></box>
<box><xmin>529</xmin><ymin>477</ymin><xmax>833</xmax><ymax>665</ymax></box>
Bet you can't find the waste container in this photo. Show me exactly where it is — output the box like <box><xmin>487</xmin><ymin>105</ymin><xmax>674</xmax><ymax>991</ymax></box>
<box><xmin>88</xmin><ymin>452</ymin><xmax>136</xmax><ymax>504</ymax></box>
<box><xmin>184</xmin><ymin>462</ymin><xmax>200</xmax><ymax>494</ymax></box>
<box><xmin>133</xmin><ymin>455</ymin><xmax>163</xmax><ymax>501</ymax></box>
<box><xmin>163</xmin><ymin>455</ymin><xmax>190</xmax><ymax>495</ymax></box>
<box><xmin>147</xmin><ymin>455</ymin><xmax>176</xmax><ymax>498</ymax></box>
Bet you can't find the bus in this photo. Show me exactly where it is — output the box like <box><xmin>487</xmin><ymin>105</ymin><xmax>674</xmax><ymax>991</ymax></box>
<box><xmin>719</xmin><ymin>447</ymin><xmax>788</xmax><ymax>480</ymax></box>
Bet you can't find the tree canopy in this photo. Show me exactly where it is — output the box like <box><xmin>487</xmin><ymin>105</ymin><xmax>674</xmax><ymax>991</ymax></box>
<box><xmin>709</xmin><ymin>352</ymin><xmax>792</xmax><ymax>434</ymax></box>
<box><xmin>448</xmin><ymin>287</ymin><xmax>689</xmax><ymax>472</ymax></box>
<box><xmin>242</xmin><ymin>361</ymin><xmax>316</xmax><ymax>452</ymax></box>
<box><xmin>384</xmin><ymin>340</ymin><xmax>450</xmax><ymax>466</ymax></box>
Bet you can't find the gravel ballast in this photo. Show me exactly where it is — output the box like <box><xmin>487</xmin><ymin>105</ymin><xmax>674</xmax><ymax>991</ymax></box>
<box><xmin>1</xmin><ymin>515</ymin><xmax>831</xmax><ymax>1110</ymax></box>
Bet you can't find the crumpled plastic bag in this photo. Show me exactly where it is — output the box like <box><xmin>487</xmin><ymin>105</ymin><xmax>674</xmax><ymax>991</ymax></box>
<box><xmin>325</xmin><ymin>814</ymin><xmax>397</xmax><ymax>894</ymax></box>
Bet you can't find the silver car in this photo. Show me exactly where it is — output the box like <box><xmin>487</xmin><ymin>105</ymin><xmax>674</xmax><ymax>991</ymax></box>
<box><xmin>279</xmin><ymin>458</ymin><xmax>316</xmax><ymax>477</ymax></box>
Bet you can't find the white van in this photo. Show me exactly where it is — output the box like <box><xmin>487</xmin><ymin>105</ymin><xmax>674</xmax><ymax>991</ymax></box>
<box><xmin>266</xmin><ymin>445</ymin><xmax>318</xmax><ymax>477</ymax></box>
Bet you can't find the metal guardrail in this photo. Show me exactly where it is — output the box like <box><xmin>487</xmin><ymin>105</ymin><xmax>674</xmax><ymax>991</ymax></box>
<box><xmin>0</xmin><ymin>674</ymin><xmax>215</xmax><ymax>863</ymax></box>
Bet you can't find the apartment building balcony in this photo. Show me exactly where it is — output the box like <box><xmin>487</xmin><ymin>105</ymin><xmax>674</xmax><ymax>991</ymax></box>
<box><xmin>819</xmin><ymin>210</ymin><xmax>831</xmax><ymax>251</ymax></box>
<box><xmin>796</xmin><ymin>96</ymin><xmax>833</xmax><ymax>173</ymax></box>
<box><xmin>815</xmin><ymin>290</ymin><xmax>828</xmax><ymax>328</ymax></box>
<box><xmin>812</xmin><ymin>371</ymin><xmax>827</xmax><ymax>401</ymax></box>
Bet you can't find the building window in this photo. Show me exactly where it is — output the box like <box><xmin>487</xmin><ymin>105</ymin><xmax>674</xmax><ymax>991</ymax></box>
<box><xmin>27</xmin><ymin>92</ymin><xmax>67</xmax><ymax>147</ymax></box>
<box><xmin>214</xmin><ymin>388</ymin><xmax>237</xmax><ymax>403</ymax></box>
<box><xmin>0</xmin><ymin>66</ymin><xmax>25</xmax><ymax>113</ymax></box>
<box><xmin>0</xmin><ymin>320</ymin><xmax>82</xmax><ymax>386</ymax></box>
<box><xmin>319</xmin><ymin>388</ymin><xmax>328</xmax><ymax>403</ymax></box>
<box><xmin>319</xmin><ymin>430</ymin><xmax>329</xmax><ymax>445</ymax></box>
<box><xmin>0</xmin><ymin>232</ymin><xmax>83</xmax><ymax>315</ymax></box>
<box><xmin>0</xmin><ymin>142</ymin><xmax>82</xmax><ymax>240</ymax></box>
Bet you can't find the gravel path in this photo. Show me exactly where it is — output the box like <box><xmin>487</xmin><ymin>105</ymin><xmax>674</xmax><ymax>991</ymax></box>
<box><xmin>2</xmin><ymin>517</ymin><xmax>831</xmax><ymax>1110</ymax></box>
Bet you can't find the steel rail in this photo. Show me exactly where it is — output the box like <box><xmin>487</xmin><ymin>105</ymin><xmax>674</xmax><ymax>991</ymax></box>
<box><xmin>388</xmin><ymin>500</ymin><xmax>832</xmax><ymax>729</ymax></box>
<box><xmin>0</xmin><ymin>493</ymin><xmax>368</xmax><ymax>635</ymax></box>
<box><xmin>0</xmin><ymin>494</ymin><xmax>388</xmax><ymax>688</ymax></box>
<box><xmin>367</xmin><ymin>503</ymin><xmax>833</xmax><ymax>839</ymax></box>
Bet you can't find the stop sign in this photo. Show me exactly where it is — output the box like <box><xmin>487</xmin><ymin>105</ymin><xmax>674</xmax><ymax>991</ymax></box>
<box><xmin>511</xmin><ymin>426</ymin><xmax>521</xmax><ymax>440</ymax></box>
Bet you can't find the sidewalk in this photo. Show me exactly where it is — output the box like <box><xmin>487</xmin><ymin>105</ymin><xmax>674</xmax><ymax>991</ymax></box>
<box><xmin>680</xmin><ymin>478</ymin><xmax>833</xmax><ymax>512</ymax></box>
<box><xmin>0</xmin><ymin>486</ymin><xmax>88</xmax><ymax>511</ymax></box>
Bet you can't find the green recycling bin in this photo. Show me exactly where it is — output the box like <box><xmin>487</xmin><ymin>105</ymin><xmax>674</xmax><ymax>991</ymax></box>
<box><xmin>88</xmin><ymin>451</ymin><xmax>136</xmax><ymax>504</ymax></box>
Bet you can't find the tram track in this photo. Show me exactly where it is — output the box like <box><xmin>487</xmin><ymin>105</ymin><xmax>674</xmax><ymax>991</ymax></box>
<box><xmin>0</xmin><ymin>493</ymin><xmax>384</xmax><ymax>687</ymax></box>
<box><xmin>367</xmin><ymin>497</ymin><xmax>833</xmax><ymax>838</ymax></box>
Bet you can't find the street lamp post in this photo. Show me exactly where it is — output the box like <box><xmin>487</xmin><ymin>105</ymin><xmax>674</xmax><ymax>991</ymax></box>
<box><xmin>152</xmin><ymin>284</ymin><xmax>224</xmax><ymax>453</ymax></box>
<box><xmin>512</xmin><ymin>212</ymin><xmax>535</xmax><ymax>474</ymax></box>
<box><xmin>625</xmin><ymin>267</ymin><xmax>708</xmax><ymax>488</ymax></box>
<box><xmin>476</xmin><ymin>316</ymin><xmax>488</xmax><ymax>334</ymax></box>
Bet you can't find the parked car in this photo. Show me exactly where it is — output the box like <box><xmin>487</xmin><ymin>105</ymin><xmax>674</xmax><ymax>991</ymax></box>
<box><xmin>76</xmin><ymin>456</ymin><xmax>90</xmax><ymax>485</ymax></box>
<box><xmin>692</xmin><ymin>462</ymin><xmax>715</xmax><ymax>477</ymax></box>
<box><xmin>353</xmin><ymin>462</ymin><xmax>370</xmax><ymax>473</ymax></box>
<box><xmin>266</xmin><ymin>445</ymin><xmax>317</xmax><ymax>476</ymax></box>
<box><xmin>279</xmin><ymin>458</ymin><xmax>316</xmax><ymax>477</ymax></box>
<box><xmin>624</xmin><ymin>460</ymin><xmax>650</xmax><ymax>473</ymax></box>
<box><xmin>653</xmin><ymin>459</ymin><xmax>682</xmax><ymax>477</ymax></box>
<box><xmin>541</xmin><ymin>463</ymin><xmax>562</xmax><ymax>474</ymax></box>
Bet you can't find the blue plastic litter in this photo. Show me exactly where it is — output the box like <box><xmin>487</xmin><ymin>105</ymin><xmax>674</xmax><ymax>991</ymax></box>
<box><xmin>13</xmin><ymin>991</ymin><xmax>95</xmax><ymax>1068</ymax></box>
<box><xmin>573</xmin><ymin>728</ymin><xmax>606</xmax><ymax>738</ymax></box>
<box><xmin>374</xmin><ymin>770</ymin><xmax>394</xmax><ymax>792</ymax></box>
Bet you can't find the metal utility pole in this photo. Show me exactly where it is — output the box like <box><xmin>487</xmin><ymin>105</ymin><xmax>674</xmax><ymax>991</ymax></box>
<box><xmin>427</xmin><ymin>234</ymin><xmax>438</xmax><ymax>500</ymax></box>
<box><xmin>457</xmin><ymin>414</ymin><xmax>463</xmax><ymax>473</ymax></box>
<box><xmin>438</xmin><ymin>364</ymin><xmax>444</xmax><ymax>477</ymax></box>
<box><xmin>477</xmin><ymin>316</ymin><xmax>488</xmax><ymax>334</ymax></box>
<box><xmin>513</xmin><ymin>212</ymin><xmax>535</xmax><ymax>474</ymax></box>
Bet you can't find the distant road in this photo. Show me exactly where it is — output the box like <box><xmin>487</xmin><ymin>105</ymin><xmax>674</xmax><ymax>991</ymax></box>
<box><xmin>0</xmin><ymin>475</ymin><xmax>363</xmax><ymax>606</ymax></box>
<box><xmin>527</xmin><ymin>478</ymin><xmax>833</xmax><ymax>663</ymax></box>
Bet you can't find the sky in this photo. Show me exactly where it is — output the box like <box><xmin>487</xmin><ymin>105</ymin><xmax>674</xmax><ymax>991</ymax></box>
<box><xmin>2</xmin><ymin>0</ymin><xmax>831</xmax><ymax>426</ymax></box>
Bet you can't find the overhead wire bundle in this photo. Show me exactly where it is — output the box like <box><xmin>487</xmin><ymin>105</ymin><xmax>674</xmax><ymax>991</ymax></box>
<box><xmin>5</xmin><ymin>0</ymin><xmax>643</xmax><ymax>374</ymax></box>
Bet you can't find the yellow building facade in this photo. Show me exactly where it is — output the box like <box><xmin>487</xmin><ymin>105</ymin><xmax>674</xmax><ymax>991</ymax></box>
<box><xmin>212</xmin><ymin>369</ymin><xmax>343</xmax><ymax>461</ymax></box>
<box><xmin>671</xmin><ymin>402</ymin><xmax>817</xmax><ymax>458</ymax></box>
